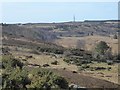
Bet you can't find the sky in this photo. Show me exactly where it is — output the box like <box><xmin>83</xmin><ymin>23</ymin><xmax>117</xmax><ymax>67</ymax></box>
<box><xmin>1</xmin><ymin>2</ymin><xmax>118</xmax><ymax>23</ymax></box>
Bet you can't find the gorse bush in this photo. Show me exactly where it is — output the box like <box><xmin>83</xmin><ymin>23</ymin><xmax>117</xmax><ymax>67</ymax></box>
<box><xmin>2</xmin><ymin>55</ymin><xmax>68</xmax><ymax>89</ymax></box>
<box><xmin>2</xmin><ymin>55</ymin><xmax>23</xmax><ymax>69</ymax></box>
<box><xmin>27</xmin><ymin>69</ymin><xmax>68</xmax><ymax>89</ymax></box>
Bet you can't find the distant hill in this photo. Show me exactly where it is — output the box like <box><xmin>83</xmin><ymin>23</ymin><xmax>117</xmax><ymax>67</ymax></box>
<box><xmin>2</xmin><ymin>20</ymin><xmax>119</xmax><ymax>43</ymax></box>
<box><xmin>2</xmin><ymin>24</ymin><xmax>57</xmax><ymax>42</ymax></box>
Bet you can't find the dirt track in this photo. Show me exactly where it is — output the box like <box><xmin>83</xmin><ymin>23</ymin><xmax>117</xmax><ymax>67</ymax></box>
<box><xmin>51</xmin><ymin>69</ymin><xmax>120</xmax><ymax>89</ymax></box>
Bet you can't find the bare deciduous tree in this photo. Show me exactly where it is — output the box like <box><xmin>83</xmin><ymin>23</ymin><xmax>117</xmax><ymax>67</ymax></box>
<box><xmin>76</xmin><ymin>40</ymin><xmax>86</xmax><ymax>50</ymax></box>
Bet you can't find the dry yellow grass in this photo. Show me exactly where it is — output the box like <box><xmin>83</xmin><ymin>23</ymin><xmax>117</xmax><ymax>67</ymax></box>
<box><xmin>80</xmin><ymin>62</ymin><xmax>119</xmax><ymax>84</ymax></box>
<box><xmin>28</xmin><ymin>54</ymin><xmax>78</xmax><ymax>71</ymax></box>
<box><xmin>12</xmin><ymin>51</ymin><xmax>78</xmax><ymax>71</ymax></box>
<box><xmin>11</xmin><ymin>50</ymin><xmax>119</xmax><ymax>84</ymax></box>
<box><xmin>54</xmin><ymin>35</ymin><xmax>118</xmax><ymax>54</ymax></box>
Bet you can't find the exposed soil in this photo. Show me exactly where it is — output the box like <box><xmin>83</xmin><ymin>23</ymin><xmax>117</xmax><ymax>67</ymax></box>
<box><xmin>51</xmin><ymin>69</ymin><xmax>120</xmax><ymax>89</ymax></box>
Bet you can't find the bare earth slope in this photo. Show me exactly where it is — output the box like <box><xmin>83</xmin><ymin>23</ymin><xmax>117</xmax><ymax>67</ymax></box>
<box><xmin>52</xmin><ymin>69</ymin><xmax>120</xmax><ymax>88</ymax></box>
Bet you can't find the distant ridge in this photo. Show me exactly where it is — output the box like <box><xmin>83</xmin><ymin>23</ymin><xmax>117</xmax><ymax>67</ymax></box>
<box><xmin>84</xmin><ymin>20</ymin><xmax>120</xmax><ymax>22</ymax></box>
<box><xmin>1</xmin><ymin>20</ymin><xmax>120</xmax><ymax>25</ymax></box>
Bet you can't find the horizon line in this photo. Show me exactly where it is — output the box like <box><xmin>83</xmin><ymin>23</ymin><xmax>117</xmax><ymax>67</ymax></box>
<box><xmin>1</xmin><ymin>19</ymin><xmax>119</xmax><ymax>24</ymax></box>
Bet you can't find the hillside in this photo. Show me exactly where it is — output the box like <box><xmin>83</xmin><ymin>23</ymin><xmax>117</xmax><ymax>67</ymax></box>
<box><xmin>54</xmin><ymin>35</ymin><xmax>118</xmax><ymax>54</ymax></box>
<box><xmin>2</xmin><ymin>24</ymin><xmax>57</xmax><ymax>42</ymax></box>
<box><xmin>2</xmin><ymin>20</ymin><xmax>119</xmax><ymax>54</ymax></box>
<box><xmin>1</xmin><ymin>20</ymin><xmax>120</xmax><ymax>89</ymax></box>
<box><xmin>2</xmin><ymin>20</ymin><xmax>119</xmax><ymax>41</ymax></box>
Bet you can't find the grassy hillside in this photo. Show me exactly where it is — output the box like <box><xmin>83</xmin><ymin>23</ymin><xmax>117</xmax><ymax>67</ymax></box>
<box><xmin>54</xmin><ymin>35</ymin><xmax>118</xmax><ymax>54</ymax></box>
<box><xmin>1</xmin><ymin>20</ymin><xmax>120</xmax><ymax>89</ymax></box>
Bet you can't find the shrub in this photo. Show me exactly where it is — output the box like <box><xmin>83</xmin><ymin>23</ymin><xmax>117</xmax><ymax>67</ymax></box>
<box><xmin>94</xmin><ymin>67</ymin><xmax>106</xmax><ymax>70</ymax></box>
<box><xmin>107</xmin><ymin>62</ymin><xmax>113</xmax><ymax>65</ymax></box>
<box><xmin>2</xmin><ymin>56</ymin><xmax>68</xmax><ymax>89</ymax></box>
<box><xmin>63</xmin><ymin>58</ymin><xmax>70</xmax><ymax>64</ymax></box>
<box><xmin>27</xmin><ymin>69</ymin><xmax>68</xmax><ymax>89</ymax></box>
<box><xmin>37</xmin><ymin>46</ymin><xmax>64</xmax><ymax>54</ymax></box>
<box><xmin>2</xmin><ymin>55</ymin><xmax>24</xmax><ymax>69</ymax></box>
<box><xmin>113</xmin><ymin>34</ymin><xmax>118</xmax><ymax>39</ymax></box>
<box><xmin>2</xmin><ymin>67</ymin><xmax>30</xmax><ymax>88</ymax></box>
<box><xmin>26</xmin><ymin>55</ymin><xmax>33</xmax><ymax>59</ymax></box>
<box><xmin>51</xmin><ymin>61</ymin><xmax>58</xmax><ymax>65</ymax></box>
<box><xmin>2</xmin><ymin>47</ymin><xmax>10</xmax><ymax>55</ymax></box>
<box><xmin>69</xmin><ymin>49</ymin><xmax>84</xmax><ymax>56</ymax></box>
<box><xmin>82</xmin><ymin>64</ymin><xmax>90</xmax><ymax>69</ymax></box>
<box><xmin>42</xmin><ymin>64</ymin><xmax>50</xmax><ymax>67</ymax></box>
<box><xmin>95</xmin><ymin>41</ymin><xmax>109</xmax><ymax>55</ymax></box>
<box><xmin>52</xmin><ymin>76</ymin><xmax>68</xmax><ymax>89</ymax></box>
<box><xmin>108</xmin><ymin>67</ymin><xmax>112</xmax><ymax>71</ymax></box>
<box><xmin>72</xmin><ymin>71</ymin><xmax>77</xmax><ymax>73</ymax></box>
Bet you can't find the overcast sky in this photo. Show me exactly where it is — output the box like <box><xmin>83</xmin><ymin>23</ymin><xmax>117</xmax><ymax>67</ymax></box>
<box><xmin>1</xmin><ymin>2</ymin><xmax>118</xmax><ymax>23</ymax></box>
